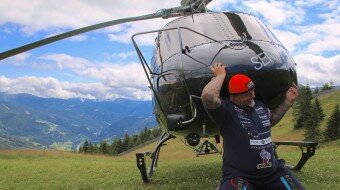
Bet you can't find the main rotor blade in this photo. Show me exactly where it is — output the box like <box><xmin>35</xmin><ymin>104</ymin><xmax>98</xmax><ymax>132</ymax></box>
<box><xmin>0</xmin><ymin>13</ymin><xmax>160</xmax><ymax>60</ymax></box>
<box><xmin>0</xmin><ymin>0</ymin><xmax>208</xmax><ymax>61</ymax></box>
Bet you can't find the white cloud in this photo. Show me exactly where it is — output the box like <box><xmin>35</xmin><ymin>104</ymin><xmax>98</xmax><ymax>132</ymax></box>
<box><xmin>272</xmin><ymin>30</ymin><xmax>301</xmax><ymax>52</ymax></box>
<box><xmin>207</xmin><ymin>0</ymin><xmax>237</xmax><ymax>11</ymax></box>
<box><xmin>243</xmin><ymin>0</ymin><xmax>305</xmax><ymax>27</ymax></box>
<box><xmin>108</xmin><ymin>51</ymin><xmax>136</xmax><ymax>60</ymax></box>
<box><xmin>0</xmin><ymin>75</ymin><xmax>151</xmax><ymax>100</ymax></box>
<box><xmin>80</xmin><ymin>63</ymin><xmax>149</xmax><ymax>90</ymax></box>
<box><xmin>271</xmin><ymin>9</ymin><xmax>339</xmax><ymax>55</ymax></box>
<box><xmin>38</xmin><ymin>53</ymin><xmax>149</xmax><ymax>89</ymax></box>
<box><xmin>294</xmin><ymin>22</ymin><xmax>340</xmax><ymax>55</ymax></box>
<box><xmin>3</xmin><ymin>53</ymin><xmax>150</xmax><ymax>91</ymax></box>
<box><xmin>0</xmin><ymin>52</ymin><xmax>31</xmax><ymax>66</ymax></box>
<box><xmin>0</xmin><ymin>0</ymin><xmax>179</xmax><ymax>35</ymax></box>
<box><xmin>107</xmin><ymin>19</ymin><xmax>172</xmax><ymax>46</ymax></box>
<box><xmin>68</xmin><ymin>35</ymin><xmax>89</xmax><ymax>42</ymax></box>
<box><xmin>294</xmin><ymin>54</ymin><xmax>340</xmax><ymax>86</ymax></box>
<box><xmin>39</xmin><ymin>54</ymin><xmax>90</xmax><ymax>70</ymax></box>
<box><xmin>294</xmin><ymin>0</ymin><xmax>325</xmax><ymax>7</ymax></box>
<box><xmin>3</xmin><ymin>27</ymin><xmax>12</xmax><ymax>34</ymax></box>
<box><xmin>307</xmin><ymin>37</ymin><xmax>340</xmax><ymax>54</ymax></box>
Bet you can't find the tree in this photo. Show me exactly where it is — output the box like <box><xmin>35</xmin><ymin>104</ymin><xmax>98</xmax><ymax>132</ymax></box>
<box><xmin>131</xmin><ymin>134</ymin><xmax>139</xmax><ymax>145</ymax></box>
<box><xmin>112</xmin><ymin>137</ymin><xmax>123</xmax><ymax>154</ymax></box>
<box><xmin>122</xmin><ymin>133</ymin><xmax>132</xmax><ymax>152</ymax></box>
<box><xmin>78</xmin><ymin>146</ymin><xmax>84</xmax><ymax>153</ymax></box>
<box><xmin>82</xmin><ymin>140</ymin><xmax>90</xmax><ymax>153</ymax></box>
<box><xmin>78</xmin><ymin>127</ymin><xmax>164</xmax><ymax>156</ymax></box>
<box><xmin>313</xmin><ymin>86</ymin><xmax>319</xmax><ymax>94</ymax></box>
<box><xmin>324</xmin><ymin>104</ymin><xmax>340</xmax><ymax>141</ymax></box>
<box><xmin>293</xmin><ymin>85</ymin><xmax>313</xmax><ymax>129</ymax></box>
<box><xmin>312</xmin><ymin>98</ymin><xmax>325</xmax><ymax>125</ymax></box>
<box><xmin>151</xmin><ymin>127</ymin><xmax>163</xmax><ymax>138</ymax></box>
<box><xmin>99</xmin><ymin>141</ymin><xmax>109</xmax><ymax>154</ymax></box>
<box><xmin>89</xmin><ymin>142</ymin><xmax>97</xmax><ymax>154</ymax></box>
<box><xmin>135</xmin><ymin>135</ymin><xmax>142</xmax><ymax>146</ymax></box>
<box><xmin>304</xmin><ymin>98</ymin><xmax>325</xmax><ymax>142</ymax></box>
<box><xmin>321</xmin><ymin>81</ymin><xmax>334</xmax><ymax>92</ymax></box>
<box><xmin>139</xmin><ymin>127</ymin><xmax>150</xmax><ymax>142</ymax></box>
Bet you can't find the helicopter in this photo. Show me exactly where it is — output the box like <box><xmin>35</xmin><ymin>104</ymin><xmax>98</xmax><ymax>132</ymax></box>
<box><xmin>0</xmin><ymin>0</ymin><xmax>317</xmax><ymax>183</ymax></box>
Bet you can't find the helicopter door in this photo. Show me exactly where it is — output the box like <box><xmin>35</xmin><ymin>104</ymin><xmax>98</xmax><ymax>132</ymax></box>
<box><xmin>156</xmin><ymin>71</ymin><xmax>187</xmax><ymax>115</ymax></box>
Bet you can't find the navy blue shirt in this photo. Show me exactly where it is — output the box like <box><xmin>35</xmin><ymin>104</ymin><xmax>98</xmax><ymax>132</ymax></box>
<box><xmin>207</xmin><ymin>99</ymin><xmax>283</xmax><ymax>179</ymax></box>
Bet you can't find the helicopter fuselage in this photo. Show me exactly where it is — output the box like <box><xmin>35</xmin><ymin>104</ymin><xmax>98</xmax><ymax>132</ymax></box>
<box><xmin>145</xmin><ymin>12</ymin><xmax>297</xmax><ymax>137</ymax></box>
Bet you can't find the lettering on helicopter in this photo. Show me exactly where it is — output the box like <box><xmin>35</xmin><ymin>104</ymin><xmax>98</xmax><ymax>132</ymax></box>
<box><xmin>251</xmin><ymin>52</ymin><xmax>273</xmax><ymax>70</ymax></box>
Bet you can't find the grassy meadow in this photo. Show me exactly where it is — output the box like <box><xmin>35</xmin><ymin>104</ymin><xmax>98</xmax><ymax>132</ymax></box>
<box><xmin>0</xmin><ymin>90</ymin><xmax>339</xmax><ymax>190</ymax></box>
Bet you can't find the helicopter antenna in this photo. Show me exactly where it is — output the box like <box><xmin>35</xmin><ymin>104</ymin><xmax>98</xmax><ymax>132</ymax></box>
<box><xmin>0</xmin><ymin>0</ymin><xmax>212</xmax><ymax>61</ymax></box>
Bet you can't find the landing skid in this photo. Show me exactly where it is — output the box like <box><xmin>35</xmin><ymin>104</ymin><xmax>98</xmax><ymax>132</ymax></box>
<box><xmin>136</xmin><ymin>132</ymin><xmax>175</xmax><ymax>183</ymax></box>
<box><xmin>273</xmin><ymin>141</ymin><xmax>318</xmax><ymax>171</ymax></box>
<box><xmin>195</xmin><ymin>140</ymin><xmax>221</xmax><ymax>156</ymax></box>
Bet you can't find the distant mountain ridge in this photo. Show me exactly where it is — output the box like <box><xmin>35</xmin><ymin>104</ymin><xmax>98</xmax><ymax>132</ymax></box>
<box><xmin>0</xmin><ymin>93</ymin><xmax>157</xmax><ymax>150</ymax></box>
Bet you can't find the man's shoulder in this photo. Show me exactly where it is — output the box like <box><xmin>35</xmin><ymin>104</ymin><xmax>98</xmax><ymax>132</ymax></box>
<box><xmin>254</xmin><ymin>100</ymin><xmax>267</xmax><ymax>108</ymax></box>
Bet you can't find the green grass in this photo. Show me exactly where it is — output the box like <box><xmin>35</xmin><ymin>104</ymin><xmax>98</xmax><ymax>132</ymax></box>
<box><xmin>0</xmin><ymin>90</ymin><xmax>339</xmax><ymax>189</ymax></box>
<box><xmin>0</xmin><ymin>139</ymin><xmax>339</xmax><ymax>189</ymax></box>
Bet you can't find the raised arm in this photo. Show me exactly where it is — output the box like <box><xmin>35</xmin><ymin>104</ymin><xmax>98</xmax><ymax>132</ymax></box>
<box><xmin>271</xmin><ymin>82</ymin><xmax>298</xmax><ymax>126</ymax></box>
<box><xmin>201</xmin><ymin>62</ymin><xmax>226</xmax><ymax>109</ymax></box>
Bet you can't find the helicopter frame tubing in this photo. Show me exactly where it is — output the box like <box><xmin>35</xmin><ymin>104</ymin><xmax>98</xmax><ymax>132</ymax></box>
<box><xmin>136</xmin><ymin>132</ymin><xmax>175</xmax><ymax>183</ymax></box>
<box><xmin>131</xmin><ymin>27</ymin><xmax>223</xmax><ymax>119</ymax></box>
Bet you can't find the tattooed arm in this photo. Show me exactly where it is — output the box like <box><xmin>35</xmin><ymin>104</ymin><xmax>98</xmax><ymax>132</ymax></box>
<box><xmin>201</xmin><ymin>62</ymin><xmax>226</xmax><ymax>109</ymax></box>
<box><xmin>271</xmin><ymin>82</ymin><xmax>298</xmax><ymax>126</ymax></box>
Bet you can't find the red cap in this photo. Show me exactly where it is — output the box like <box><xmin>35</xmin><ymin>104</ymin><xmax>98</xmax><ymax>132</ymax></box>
<box><xmin>228</xmin><ymin>74</ymin><xmax>255</xmax><ymax>94</ymax></box>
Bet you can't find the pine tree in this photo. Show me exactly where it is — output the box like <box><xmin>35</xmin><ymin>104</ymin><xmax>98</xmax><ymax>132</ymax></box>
<box><xmin>304</xmin><ymin>98</ymin><xmax>325</xmax><ymax>142</ymax></box>
<box><xmin>108</xmin><ymin>143</ymin><xmax>117</xmax><ymax>156</ymax></box>
<box><xmin>135</xmin><ymin>135</ymin><xmax>142</xmax><ymax>146</ymax></box>
<box><xmin>78</xmin><ymin>146</ymin><xmax>84</xmax><ymax>153</ymax></box>
<box><xmin>89</xmin><ymin>142</ymin><xmax>95</xmax><ymax>154</ymax></box>
<box><xmin>324</xmin><ymin>104</ymin><xmax>340</xmax><ymax>141</ymax></box>
<box><xmin>99</xmin><ymin>141</ymin><xmax>109</xmax><ymax>154</ymax></box>
<box><xmin>139</xmin><ymin>127</ymin><xmax>148</xmax><ymax>142</ymax></box>
<box><xmin>293</xmin><ymin>85</ymin><xmax>313</xmax><ymax>129</ymax></box>
<box><xmin>313</xmin><ymin>98</ymin><xmax>325</xmax><ymax>124</ymax></box>
<box><xmin>83</xmin><ymin>140</ymin><xmax>90</xmax><ymax>153</ymax></box>
<box><xmin>151</xmin><ymin>127</ymin><xmax>163</xmax><ymax>138</ymax></box>
<box><xmin>122</xmin><ymin>133</ymin><xmax>130</xmax><ymax>152</ymax></box>
<box><xmin>112</xmin><ymin>137</ymin><xmax>123</xmax><ymax>154</ymax></box>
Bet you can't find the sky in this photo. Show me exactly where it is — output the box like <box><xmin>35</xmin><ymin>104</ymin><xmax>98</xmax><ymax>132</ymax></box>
<box><xmin>0</xmin><ymin>0</ymin><xmax>339</xmax><ymax>101</ymax></box>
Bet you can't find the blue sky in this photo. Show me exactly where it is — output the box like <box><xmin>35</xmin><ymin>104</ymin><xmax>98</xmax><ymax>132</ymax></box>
<box><xmin>0</xmin><ymin>0</ymin><xmax>339</xmax><ymax>100</ymax></box>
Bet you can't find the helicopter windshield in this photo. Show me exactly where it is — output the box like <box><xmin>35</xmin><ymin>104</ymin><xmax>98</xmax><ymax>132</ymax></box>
<box><xmin>156</xmin><ymin>12</ymin><xmax>283</xmax><ymax>65</ymax></box>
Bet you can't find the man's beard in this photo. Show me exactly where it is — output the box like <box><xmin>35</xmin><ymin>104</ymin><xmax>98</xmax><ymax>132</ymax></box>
<box><xmin>247</xmin><ymin>100</ymin><xmax>255</xmax><ymax>108</ymax></box>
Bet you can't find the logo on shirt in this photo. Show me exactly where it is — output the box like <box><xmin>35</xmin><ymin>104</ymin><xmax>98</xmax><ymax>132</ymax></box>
<box><xmin>262</xmin><ymin>119</ymin><xmax>271</xmax><ymax>127</ymax></box>
<box><xmin>250</xmin><ymin>137</ymin><xmax>272</xmax><ymax>146</ymax></box>
<box><xmin>258</xmin><ymin>114</ymin><xmax>268</xmax><ymax>120</ymax></box>
<box><xmin>255</xmin><ymin>107</ymin><xmax>265</xmax><ymax>114</ymax></box>
<box><xmin>257</xmin><ymin>149</ymin><xmax>272</xmax><ymax>169</ymax></box>
<box><xmin>248</xmin><ymin>130</ymin><xmax>270</xmax><ymax>138</ymax></box>
<box><xmin>238</xmin><ymin>113</ymin><xmax>250</xmax><ymax>121</ymax></box>
<box><xmin>240</xmin><ymin>120</ymin><xmax>253</xmax><ymax>129</ymax></box>
<box><xmin>233</xmin><ymin>105</ymin><xmax>245</xmax><ymax>113</ymax></box>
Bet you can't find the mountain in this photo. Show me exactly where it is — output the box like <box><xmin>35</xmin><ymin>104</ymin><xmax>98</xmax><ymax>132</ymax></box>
<box><xmin>0</xmin><ymin>93</ymin><xmax>157</xmax><ymax>150</ymax></box>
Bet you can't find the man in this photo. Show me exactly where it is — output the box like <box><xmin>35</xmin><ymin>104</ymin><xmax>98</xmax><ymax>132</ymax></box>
<box><xmin>201</xmin><ymin>62</ymin><xmax>304</xmax><ymax>190</ymax></box>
